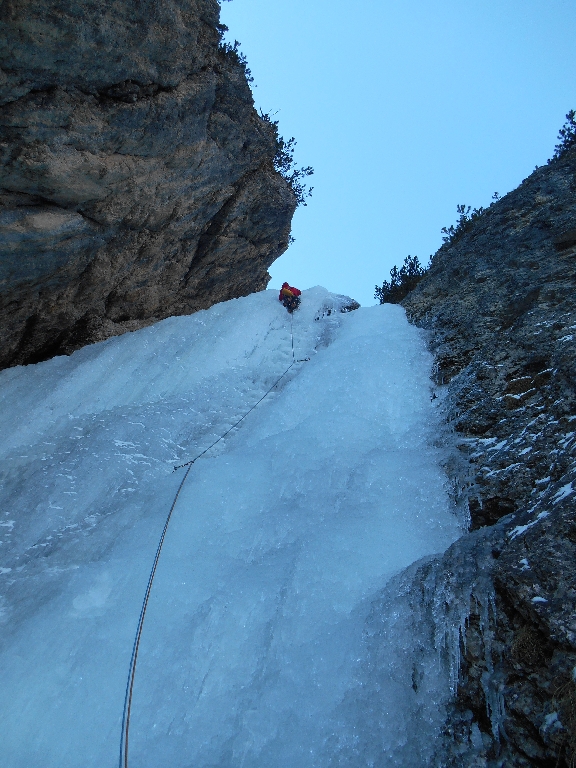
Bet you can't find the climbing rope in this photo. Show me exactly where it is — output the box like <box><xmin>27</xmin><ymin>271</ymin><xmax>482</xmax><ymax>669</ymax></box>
<box><xmin>118</xmin><ymin>463</ymin><xmax>192</xmax><ymax>768</ymax></box>
<box><xmin>119</xmin><ymin>310</ymin><xmax>307</xmax><ymax>768</ymax></box>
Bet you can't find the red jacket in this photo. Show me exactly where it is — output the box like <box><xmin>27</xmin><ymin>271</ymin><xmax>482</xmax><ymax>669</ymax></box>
<box><xmin>279</xmin><ymin>283</ymin><xmax>301</xmax><ymax>301</ymax></box>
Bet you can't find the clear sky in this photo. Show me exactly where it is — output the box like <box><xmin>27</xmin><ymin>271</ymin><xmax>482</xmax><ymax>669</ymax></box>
<box><xmin>220</xmin><ymin>0</ymin><xmax>576</xmax><ymax>306</ymax></box>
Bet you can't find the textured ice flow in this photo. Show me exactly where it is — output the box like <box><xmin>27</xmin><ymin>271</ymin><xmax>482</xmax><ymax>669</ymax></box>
<box><xmin>0</xmin><ymin>287</ymin><xmax>462</xmax><ymax>767</ymax></box>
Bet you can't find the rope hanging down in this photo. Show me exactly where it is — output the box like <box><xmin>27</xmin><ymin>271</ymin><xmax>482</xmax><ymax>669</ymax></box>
<box><xmin>119</xmin><ymin>313</ymin><xmax>308</xmax><ymax>768</ymax></box>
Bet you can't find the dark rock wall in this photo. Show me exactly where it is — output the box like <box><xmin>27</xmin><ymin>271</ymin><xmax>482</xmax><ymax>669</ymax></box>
<box><xmin>0</xmin><ymin>0</ymin><xmax>296</xmax><ymax>368</ymax></box>
<box><xmin>403</xmin><ymin>148</ymin><xmax>576</xmax><ymax>766</ymax></box>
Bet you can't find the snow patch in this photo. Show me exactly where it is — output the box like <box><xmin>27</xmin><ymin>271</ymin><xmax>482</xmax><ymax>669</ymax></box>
<box><xmin>553</xmin><ymin>483</ymin><xmax>573</xmax><ymax>504</ymax></box>
<box><xmin>509</xmin><ymin>511</ymin><xmax>550</xmax><ymax>540</ymax></box>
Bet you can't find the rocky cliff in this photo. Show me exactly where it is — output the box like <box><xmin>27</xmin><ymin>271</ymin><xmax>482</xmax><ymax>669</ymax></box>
<box><xmin>0</xmin><ymin>0</ymin><xmax>296</xmax><ymax>369</ymax></box>
<box><xmin>403</xmin><ymin>147</ymin><xmax>576</xmax><ymax>765</ymax></box>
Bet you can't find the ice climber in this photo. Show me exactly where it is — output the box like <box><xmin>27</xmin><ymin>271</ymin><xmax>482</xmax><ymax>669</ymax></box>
<box><xmin>279</xmin><ymin>282</ymin><xmax>302</xmax><ymax>313</ymax></box>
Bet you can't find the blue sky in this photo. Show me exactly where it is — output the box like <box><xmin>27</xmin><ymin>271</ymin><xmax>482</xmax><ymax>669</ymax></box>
<box><xmin>220</xmin><ymin>0</ymin><xmax>576</xmax><ymax>306</ymax></box>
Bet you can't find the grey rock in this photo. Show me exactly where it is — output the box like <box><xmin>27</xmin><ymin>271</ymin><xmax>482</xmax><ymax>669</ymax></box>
<box><xmin>403</xmin><ymin>148</ymin><xmax>576</xmax><ymax>765</ymax></box>
<box><xmin>0</xmin><ymin>0</ymin><xmax>296</xmax><ymax>368</ymax></box>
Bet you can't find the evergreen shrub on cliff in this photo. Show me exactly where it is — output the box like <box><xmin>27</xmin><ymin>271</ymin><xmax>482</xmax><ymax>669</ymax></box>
<box><xmin>552</xmin><ymin>110</ymin><xmax>576</xmax><ymax>159</ymax></box>
<box><xmin>440</xmin><ymin>193</ymin><xmax>500</xmax><ymax>246</ymax></box>
<box><xmin>374</xmin><ymin>256</ymin><xmax>428</xmax><ymax>304</ymax></box>
<box><xmin>218</xmin><ymin>39</ymin><xmax>254</xmax><ymax>83</ymax></box>
<box><xmin>260</xmin><ymin>112</ymin><xmax>314</xmax><ymax>207</ymax></box>
<box><xmin>215</xmin><ymin>32</ymin><xmax>314</xmax><ymax>208</ymax></box>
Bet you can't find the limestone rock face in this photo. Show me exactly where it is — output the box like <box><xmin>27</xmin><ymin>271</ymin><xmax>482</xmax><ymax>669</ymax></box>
<box><xmin>404</xmin><ymin>148</ymin><xmax>576</xmax><ymax>766</ymax></box>
<box><xmin>0</xmin><ymin>0</ymin><xmax>296</xmax><ymax>368</ymax></box>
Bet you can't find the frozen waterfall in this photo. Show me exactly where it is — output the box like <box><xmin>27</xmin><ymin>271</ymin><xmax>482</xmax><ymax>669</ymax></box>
<box><xmin>0</xmin><ymin>288</ymin><xmax>464</xmax><ymax>767</ymax></box>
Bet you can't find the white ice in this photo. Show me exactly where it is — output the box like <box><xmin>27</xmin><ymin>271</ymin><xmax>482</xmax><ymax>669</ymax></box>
<box><xmin>0</xmin><ymin>287</ymin><xmax>462</xmax><ymax>767</ymax></box>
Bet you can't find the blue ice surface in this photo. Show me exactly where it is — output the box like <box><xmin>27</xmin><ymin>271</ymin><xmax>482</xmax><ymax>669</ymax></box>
<box><xmin>0</xmin><ymin>287</ymin><xmax>463</xmax><ymax>767</ymax></box>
